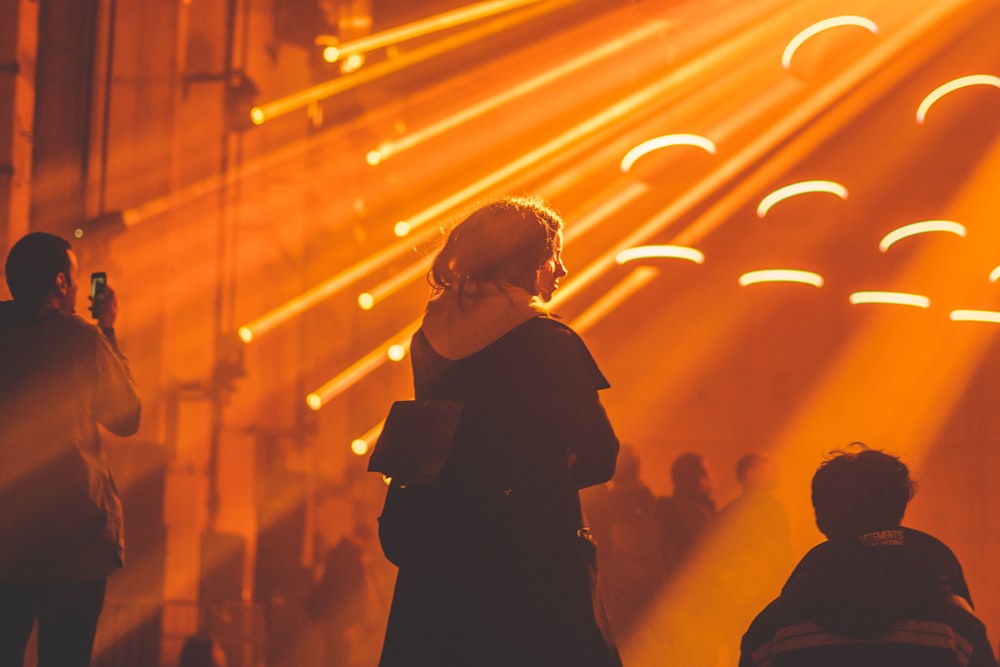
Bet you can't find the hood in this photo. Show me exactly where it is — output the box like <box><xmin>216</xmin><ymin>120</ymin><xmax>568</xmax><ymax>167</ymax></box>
<box><xmin>782</xmin><ymin>528</ymin><xmax>957</xmax><ymax>638</ymax></box>
<box><xmin>420</xmin><ymin>285</ymin><xmax>547</xmax><ymax>359</ymax></box>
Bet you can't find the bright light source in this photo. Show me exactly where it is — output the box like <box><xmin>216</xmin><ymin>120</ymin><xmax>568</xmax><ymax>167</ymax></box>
<box><xmin>323</xmin><ymin>46</ymin><xmax>341</xmax><ymax>63</ymax></box>
<box><xmin>738</xmin><ymin>269</ymin><xmax>824</xmax><ymax>287</ymax></box>
<box><xmin>306</xmin><ymin>393</ymin><xmax>323</xmax><ymax>410</ymax></box>
<box><xmin>615</xmin><ymin>245</ymin><xmax>705</xmax><ymax>265</ymax></box>
<box><xmin>387</xmin><ymin>344</ymin><xmax>406</xmax><ymax>362</ymax></box>
<box><xmin>989</xmin><ymin>266</ymin><xmax>1000</xmax><ymax>283</ymax></box>
<box><xmin>73</xmin><ymin>228</ymin><xmax>84</xmax><ymax>239</ymax></box>
<box><xmin>950</xmin><ymin>309</ymin><xmax>1000</xmax><ymax>323</ymax></box>
<box><xmin>849</xmin><ymin>291</ymin><xmax>930</xmax><ymax>308</ymax></box>
<box><xmin>757</xmin><ymin>180</ymin><xmax>848</xmax><ymax>217</ymax></box>
<box><xmin>366</xmin><ymin>150</ymin><xmax>382</xmax><ymax>166</ymax></box>
<box><xmin>250</xmin><ymin>107</ymin><xmax>264</xmax><ymax>125</ymax></box>
<box><xmin>782</xmin><ymin>16</ymin><xmax>879</xmax><ymax>70</ymax></box>
<box><xmin>351</xmin><ymin>439</ymin><xmax>369</xmax><ymax>456</ymax></box>
<box><xmin>916</xmin><ymin>74</ymin><xmax>1000</xmax><ymax>124</ymax></box>
<box><xmin>394</xmin><ymin>221</ymin><xmax>411</xmax><ymax>237</ymax></box>
<box><xmin>358</xmin><ymin>293</ymin><xmax>375</xmax><ymax>310</ymax></box>
<box><xmin>340</xmin><ymin>53</ymin><xmax>365</xmax><ymax>74</ymax></box>
<box><xmin>238</xmin><ymin>327</ymin><xmax>253</xmax><ymax>343</ymax></box>
<box><xmin>620</xmin><ymin>134</ymin><xmax>716</xmax><ymax>173</ymax></box>
<box><xmin>878</xmin><ymin>220</ymin><xmax>966</xmax><ymax>252</ymax></box>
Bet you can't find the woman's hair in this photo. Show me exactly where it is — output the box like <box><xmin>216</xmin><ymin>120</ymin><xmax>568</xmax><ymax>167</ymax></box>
<box><xmin>428</xmin><ymin>196</ymin><xmax>562</xmax><ymax>297</ymax></box>
<box><xmin>811</xmin><ymin>443</ymin><xmax>916</xmax><ymax>541</ymax></box>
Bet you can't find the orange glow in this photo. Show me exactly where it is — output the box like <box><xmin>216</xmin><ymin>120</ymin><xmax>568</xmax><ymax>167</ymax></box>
<box><xmin>756</xmin><ymin>180</ymin><xmax>848</xmax><ymax>218</ymax></box>
<box><xmin>916</xmin><ymin>74</ymin><xmax>1000</xmax><ymax>124</ymax></box>
<box><xmin>615</xmin><ymin>245</ymin><xmax>705</xmax><ymax>265</ymax></box>
<box><xmin>569</xmin><ymin>267</ymin><xmax>659</xmax><ymax>334</ymax></box>
<box><xmin>848</xmin><ymin>291</ymin><xmax>930</xmax><ymax>308</ymax></box>
<box><xmin>950</xmin><ymin>309</ymin><xmax>1000</xmax><ymax>323</ymax></box>
<box><xmin>339</xmin><ymin>53</ymin><xmax>365</xmax><ymax>74</ymax></box>
<box><xmin>619</xmin><ymin>134</ymin><xmax>717</xmax><ymax>173</ymax></box>
<box><xmin>387</xmin><ymin>344</ymin><xmax>407</xmax><ymax>362</ymax></box>
<box><xmin>990</xmin><ymin>265</ymin><xmax>1000</xmax><ymax>283</ymax></box>
<box><xmin>781</xmin><ymin>16</ymin><xmax>879</xmax><ymax>70</ymax></box>
<box><xmin>372</xmin><ymin>20</ymin><xmax>668</xmax><ymax>162</ymax></box>
<box><xmin>393</xmin><ymin>221</ymin><xmax>411</xmax><ymax>237</ymax></box>
<box><xmin>350</xmin><ymin>439</ymin><xmax>369</xmax><ymax>456</ymax></box>
<box><xmin>358</xmin><ymin>293</ymin><xmax>375</xmax><ymax>310</ymax></box>
<box><xmin>237</xmin><ymin>326</ymin><xmax>253</xmax><ymax>343</ymax></box>
<box><xmin>878</xmin><ymin>220</ymin><xmax>966</xmax><ymax>252</ymax></box>
<box><xmin>738</xmin><ymin>269</ymin><xmax>824</xmax><ymax>287</ymax></box>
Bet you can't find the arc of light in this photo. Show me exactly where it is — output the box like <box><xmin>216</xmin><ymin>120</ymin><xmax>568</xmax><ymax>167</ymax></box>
<box><xmin>756</xmin><ymin>180</ymin><xmax>848</xmax><ymax>218</ymax></box>
<box><xmin>250</xmin><ymin>0</ymin><xmax>572</xmax><ymax>125</ymax></box>
<box><xmin>781</xmin><ymin>16</ymin><xmax>879</xmax><ymax>70</ymax></box>
<box><xmin>878</xmin><ymin>220</ymin><xmax>966</xmax><ymax>252</ymax></box>
<box><xmin>916</xmin><ymin>75</ymin><xmax>1000</xmax><ymax>124</ymax></box>
<box><xmin>305</xmin><ymin>318</ymin><xmax>421</xmax><ymax>410</ymax></box>
<box><xmin>989</xmin><ymin>266</ymin><xmax>1000</xmax><ymax>283</ymax></box>
<box><xmin>619</xmin><ymin>134</ymin><xmax>716</xmax><ymax>173</ymax></box>
<box><xmin>848</xmin><ymin>291</ymin><xmax>930</xmax><ymax>308</ymax></box>
<box><xmin>372</xmin><ymin>19</ymin><xmax>669</xmax><ymax>162</ymax></box>
<box><xmin>738</xmin><ymin>269</ymin><xmax>824</xmax><ymax>288</ymax></box>
<box><xmin>615</xmin><ymin>245</ymin><xmax>705</xmax><ymax>265</ymax></box>
<box><xmin>950</xmin><ymin>309</ymin><xmax>1000</xmax><ymax>323</ymax></box>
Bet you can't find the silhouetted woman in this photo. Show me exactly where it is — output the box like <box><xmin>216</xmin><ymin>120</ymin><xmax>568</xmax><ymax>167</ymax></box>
<box><xmin>377</xmin><ymin>196</ymin><xmax>622</xmax><ymax>666</ymax></box>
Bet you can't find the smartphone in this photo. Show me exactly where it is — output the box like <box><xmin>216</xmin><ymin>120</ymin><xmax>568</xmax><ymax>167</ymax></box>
<box><xmin>89</xmin><ymin>271</ymin><xmax>107</xmax><ymax>319</ymax></box>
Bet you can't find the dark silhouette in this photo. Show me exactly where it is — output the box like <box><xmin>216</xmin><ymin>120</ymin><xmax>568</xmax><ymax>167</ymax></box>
<box><xmin>584</xmin><ymin>445</ymin><xmax>663</xmax><ymax>636</ymax></box>
<box><xmin>740</xmin><ymin>444</ymin><xmax>996</xmax><ymax>667</ymax></box>
<box><xmin>657</xmin><ymin>451</ymin><xmax>716</xmax><ymax>578</ymax></box>
<box><xmin>0</xmin><ymin>232</ymin><xmax>142</xmax><ymax>666</ymax></box>
<box><xmin>375</xmin><ymin>196</ymin><xmax>622</xmax><ymax>666</ymax></box>
<box><xmin>178</xmin><ymin>632</ymin><xmax>227</xmax><ymax>667</ymax></box>
<box><xmin>305</xmin><ymin>531</ymin><xmax>369</xmax><ymax>665</ymax></box>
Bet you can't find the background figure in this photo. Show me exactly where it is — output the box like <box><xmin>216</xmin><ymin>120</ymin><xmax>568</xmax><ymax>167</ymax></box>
<box><xmin>657</xmin><ymin>451</ymin><xmax>716</xmax><ymax>579</ymax></box>
<box><xmin>305</xmin><ymin>530</ymin><xmax>370</xmax><ymax>666</ymax></box>
<box><xmin>375</xmin><ymin>196</ymin><xmax>622</xmax><ymax>667</ymax></box>
<box><xmin>583</xmin><ymin>445</ymin><xmax>664</xmax><ymax>637</ymax></box>
<box><xmin>0</xmin><ymin>232</ymin><xmax>142</xmax><ymax>666</ymax></box>
<box><xmin>178</xmin><ymin>632</ymin><xmax>227</xmax><ymax>667</ymax></box>
<box><xmin>713</xmin><ymin>453</ymin><xmax>792</xmax><ymax>663</ymax></box>
<box><xmin>740</xmin><ymin>444</ymin><xmax>996</xmax><ymax>667</ymax></box>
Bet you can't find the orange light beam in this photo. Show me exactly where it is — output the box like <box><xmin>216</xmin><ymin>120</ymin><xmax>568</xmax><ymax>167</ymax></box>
<box><xmin>878</xmin><ymin>220</ymin><xmax>966</xmax><ymax>252</ymax></box>
<box><xmin>305</xmin><ymin>318</ymin><xmax>422</xmax><ymax>410</ymax></box>
<box><xmin>781</xmin><ymin>16</ymin><xmax>879</xmax><ymax>70</ymax></box>
<box><xmin>848</xmin><ymin>291</ymin><xmax>931</xmax><ymax>308</ymax></box>
<box><xmin>371</xmin><ymin>19</ymin><xmax>669</xmax><ymax>162</ymax></box>
<box><xmin>250</xmin><ymin>0</ymin><xmax>573</xmax><ymax>125</ymax></box>
<box><xmin>989</xmin><ymin>266</ymin><xmax>1000</xmax><ymax>283</ymax></box>
<box><xmin>916</xmin><ymin>74</ymin><xmax>1000</xmax><ymax>124</ymax></box>
<box><xmin>320</xmin><ymin>0</ymin><xmax>560</xmax><ymax>63</ymax></box>
<box><xmin>619</xmin><ymin>134</ymin><xmax>717</xmax><ymax>173</ymax></box>
<box><xmin>756</xmin><ymin>180</ymin><xmax>848</xmax><ymax>218</ymax></box>
<box><xmin>738</xmin><ymin>269</ymin><xmax>824</xmax><ymax>287</ymax></box>
<box><xmin>950</xmin><ymin>309</ymin><xmax>1000</xmax><ymax>323</ymax></box>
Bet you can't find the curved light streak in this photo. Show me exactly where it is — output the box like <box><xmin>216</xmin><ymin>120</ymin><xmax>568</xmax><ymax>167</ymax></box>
<box><xmin>757</xmin><ymin>180</ymin><xmax>848</xmax><ymax>217</ymax></box>
<box><xmin>782</xmin><ymin>16</ymin><xmax>879</xmax><ymax>70</ymax></box>
<box><xmin>989</xmin><ymin>265</ymin><xmax>1000</xmax><ymax>283</ymax></box>
<box><xmin>849</xmin><ymin>291</ymin><xmax>930</xmax><ymax>308</ymax></box>
<box><xmin>916</xmin><ymin>74</ymin><xmax>1000</xmax><ymax>124</ymax></box>
<box><xmin>738</xmin><ymin>269</ymin><xmax>824</xmax><ymax>287</ymax></box>
<box><xmin>615</xmin><ymin>245</ymin><xmax>704</xmax><ymax>265</ymax></box>
<box><xmin>878</xmin><ymin>220</ymin><xmax>966</xmax><ymax>252</ymax></box>
<box><xmin>950</xmin><ymin>309</ymin><xmax>1000</xmax><ymax>323</ymax></box>
<box><xmin>620</xmin><ymin>134</ymin><xmax>717</xmax><ymax>173</ymax></box>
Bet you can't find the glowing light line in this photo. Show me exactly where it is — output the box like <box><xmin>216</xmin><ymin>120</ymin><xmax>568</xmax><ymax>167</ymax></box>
<box><xmin>878</xmin><ymin>220</ymin><xmax>967</xmax><ymax>252</ymax></box>
<box><xmin>849</xmin><ymin>291</ymin><xmax>930</xmax><ymax>308</ymax></box>
<box><xmin>619</xmin><ymin>134</ymin><xmax>717</xmax><ymax>173</ymax></box>
<box><xmin>738</xmin><ymin>269</ymin><xmax>824</xmax><ymax>287</ymax></box>
<box><xmin>373</xmin><ymin>20</ymin><xmax>669</xmax><ymax>162</ymax></box>
<box><xmin>320</xmin><ymin>0</ymin><xmax>556</xmax><ymax>62</ymax></box>
<box><xmin>250</xmin><ymin>0</ymin><xmax>573</xmax><ymax>125</ymax></box>
<box><xmin>305</xmin><ymin>318</ymin><xmax>422</xmax><ymax>410</ymax></box>
<box><xmin>615</xmin><ymin>245</ymin><xmax>705</xmax><ymax>265</ymax></box>
<box><xmin>916</xmin><ymin>74</ymin><xmax>1000</xmax><ymax>124</ymax></box>
<box><xmin>756</xmin><ymin>180</ymin><xmax>848</xmax><ymax>217</ymax></box>
<box><xmin>781</xmin><ymin>16</ymin><xmax>879</xmax><ymax>70</ymax></box>
<box><xmin>950</xmin><ymin>309</ymin><xmax>1000</xmax><ymax>323</ymax></box>
<box><xmin>989</xmin><ymin>266</ymin><xmax>1000</xmax><ymax>283</ymax></box>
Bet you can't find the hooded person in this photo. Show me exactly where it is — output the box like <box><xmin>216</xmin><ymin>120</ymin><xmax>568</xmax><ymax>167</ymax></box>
<box><xmin>739</xmin><ymin>444</ymin><xmax>995</xmax><ymax>667</ymax></box>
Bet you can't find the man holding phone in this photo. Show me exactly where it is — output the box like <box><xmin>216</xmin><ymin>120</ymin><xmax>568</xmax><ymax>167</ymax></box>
<box><xmin>0</xmin><ymin>232</ymin><xmax>141</xmax><ymax>666</ymax></box>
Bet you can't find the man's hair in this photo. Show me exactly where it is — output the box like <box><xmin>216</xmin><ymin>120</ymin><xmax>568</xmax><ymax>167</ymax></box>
<box><xmin>811</xmin><ymin>443</ymin><xmax>916</xmax><ymax>541</ymax></box>
<box><xmin>4</xmin><ymin>232</ymin><xmax>72</xmax><ymax>304</ymax></box>
<box><xmin>671</xmin><ymin>452</ymin><xmax>707</xmax><ymax>496</ymax></box>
